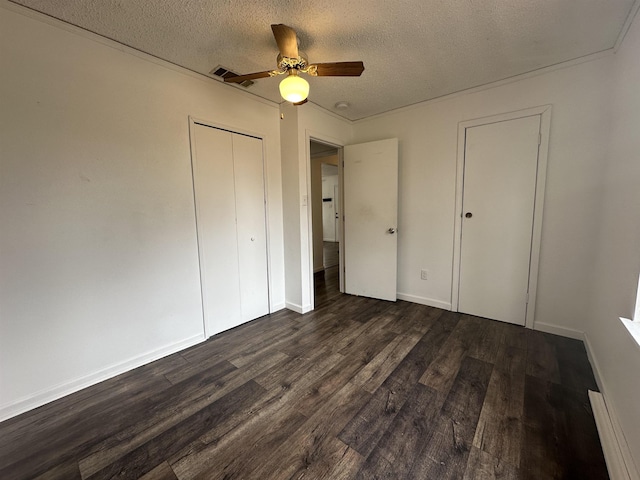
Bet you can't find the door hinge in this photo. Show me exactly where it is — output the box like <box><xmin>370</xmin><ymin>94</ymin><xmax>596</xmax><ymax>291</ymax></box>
<box><xmin>538</xmin><ymin>133</ymin><xmax>542</xmax><ymax>145</ymax></box>
<box><xmin>526</xmin><ymin>293</ymin><xmax>530</xmax><ymax>304</ymax></box>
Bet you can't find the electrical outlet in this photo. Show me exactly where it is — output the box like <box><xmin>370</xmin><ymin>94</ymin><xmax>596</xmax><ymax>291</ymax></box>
<box><xmin>421</xmin><ymin>269</ymin><xmax>428</xmax><ymax>280</ymax></box>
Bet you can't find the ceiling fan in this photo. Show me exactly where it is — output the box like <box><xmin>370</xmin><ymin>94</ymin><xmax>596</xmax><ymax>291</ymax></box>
<box><xmin>223</xmin><ymin>24</ymin><xmax>365</xmax><ymax>105</ymax></box>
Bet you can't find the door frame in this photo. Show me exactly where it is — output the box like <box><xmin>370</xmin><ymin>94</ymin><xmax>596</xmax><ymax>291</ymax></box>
<box><xmin>188</xmin><ymin>116</ymin><xmax>273</xmax><ymax>338</ymax></box>
<box><xmin>306</xmin><ymin>132</ymin><xmax>346</xmax><ymax>311</ymax></box>
<box><xmin>450</xmin><ymin>105</ymin><xmax>551</xmax><ymax>329</ymax></box>
<box><xmin>333</xmin><ymin>183</ymin><xmax>340</xmax><ymax>243</ymax></box>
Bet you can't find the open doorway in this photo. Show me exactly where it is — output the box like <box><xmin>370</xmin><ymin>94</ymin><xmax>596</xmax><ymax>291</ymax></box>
<box><xmin>310</xmin><ymin>140</ymin><xmax>341</xmax><ymax>306</ymax></box>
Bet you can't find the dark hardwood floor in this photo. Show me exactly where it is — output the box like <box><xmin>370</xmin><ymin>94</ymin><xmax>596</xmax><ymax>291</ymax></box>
<box><xmin>314</xmin><ymin>265</ymin><xmax>341</xmax><ymax>309</ymax></box>
<box><xmin>0</xmin><ymin>270</ymin><xmax>608</xmax><ymax>479</ymax></box>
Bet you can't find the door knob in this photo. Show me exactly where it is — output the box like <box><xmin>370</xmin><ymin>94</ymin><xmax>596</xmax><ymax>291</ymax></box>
<box><xmin>465</xmin><ymin>212</ymin><xmax>473</xmax><ymax>218</ymax></box>
<box><xmin>388</xmin><ymin>227</ymin><xmax>397</xmax><ymax>234</ymax></box>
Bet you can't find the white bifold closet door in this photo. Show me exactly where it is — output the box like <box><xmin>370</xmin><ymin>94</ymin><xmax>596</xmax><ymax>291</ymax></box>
<box><xmin>191</xmin><ymin>123</ymin><xmax>269</xmax><ymax>337</ymax></box>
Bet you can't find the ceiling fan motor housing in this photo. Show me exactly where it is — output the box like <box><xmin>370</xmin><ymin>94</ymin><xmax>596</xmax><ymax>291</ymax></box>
<box><xmin>277</xmin><ymin>53</ymin><xmax>308</xmax><ymax>72</ymax></box>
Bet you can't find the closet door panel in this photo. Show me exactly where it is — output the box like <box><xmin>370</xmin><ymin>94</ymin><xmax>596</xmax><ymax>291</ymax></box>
<box><xmin>232</xmin><ymin>134</ymin><xmax>269</xmax><ymax>321</ymax></box>
<box><xmin>192</xmin><ymin>125</ymin><xmax>242</xmax><ymax>335</ymax></box>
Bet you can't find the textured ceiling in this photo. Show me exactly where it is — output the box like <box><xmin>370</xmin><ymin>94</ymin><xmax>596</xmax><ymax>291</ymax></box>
<box><xmin>10</xmin><ymin>0</ymin><xmax>638</xmax><ymax>120</ymax></box>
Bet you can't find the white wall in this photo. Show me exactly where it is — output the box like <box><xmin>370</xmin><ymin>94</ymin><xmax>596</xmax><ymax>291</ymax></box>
<box><xmin>352</xmin><ymin>55</ymin><xmax>612</xmax><ymax>334</ymax></box>
<box><xmin>586</xmin><ymin>9</ymin><xmax>640</xmax><ymax>471</ymax></box>
<box><xmin>280</xmin><ymin>104</ymin><xmax>304</xmax><ymax>311</ymax></box>
<box><xmin>0</xmin><ymin>4</ymin><xmax>284</xmax><ymax>420</ymax></box>
<box><xmin>281</xmin><ymin>103</ymin><xmax>353</xmax><ymax>312</ymax></box>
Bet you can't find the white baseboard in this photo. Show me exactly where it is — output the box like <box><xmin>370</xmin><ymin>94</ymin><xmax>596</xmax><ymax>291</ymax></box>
<box><xmin>533</xmin><ymin>321</ymin><xmax>584</xmax><ymax>340</ymax></box>
<box><xmin>396</xmin><ymin>292</ymin><xmax>452</xmax><ymax>311</ymax></box>
<box><xmin>285</xmin><ymin>301</ymin><xmax>303</xmax><ymax>313</ymax></box>
<box><xmin>584</xmin><ymin>333</ymin><xmax>640</xmax><ymax>480</ymax></box>
<box><xmin>584</xmin><ymin>333</ymin><xmax>605</xmax><ymax>392</ymax></box>
<box><xmin>270</xmin><ymin>302</ymin><xmax>286</xmax><ymax>313</ymax></box>
<box><xmin>285</xmin><ymin>301</ymin><xmax>313</xmax><ymax>314</ymax></box>
<box><xmin>590</xmin><ymin>391</ymin><xmax>633</xmax><ymax>480</ymax></box>
<box><xmin>0</xmin><ymin>333</ymin><xmax>205</xmax><ymax>422</ymax></box>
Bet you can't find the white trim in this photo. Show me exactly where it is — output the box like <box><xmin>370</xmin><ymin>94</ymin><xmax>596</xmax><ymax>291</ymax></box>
<box><xmin>396</xmin><ymin>293</ymin><xmax>452</xmax><ymax>311</ymax></box>
<box><xmin>614</xmin><ymin>0</ymin><xmax>640</xmax><ymax>53</ymax></box>
<box><xmin>633</xmin><ymin>274</ymin><xmax>640</xmax><ymax>321</ymax></box>
<box><xmin>590</xmin><ymin>391</ymin><xmax>633</xmax><ymax>480</ymax></box>
<box><xmin>451</xmin><ymin>105</ymin><xmax>552</xmax><ymax>330</ymax></box>
<box><xmin>533</xmin><ymin>321</ymin><xmax>584</xmax><ymax>340</ymax></box>
<box><xmin>338</xmin><ymin>147</ymin><xmax>346</xmax><ymax>294</ymax></box>
<box><xmin>189</xmin><ymin>115</ymin><xmax>269</xmax><ymax>142</ymax></box>
<box><xmin>0</xmin><ymin>1</ymin><xmax>279</xmax><ymax>110</ymax></box>
<box><xmin>303</xmin><ymin>101</ymin><xmax>355</xmax><ymax>125</ymax></box>
<box><xmin>187</xmin><ymin>117</ymin><xmax>208</xmax><ymax>339</ymax></box>
<box><xmin>527</xmin><ymin>108</ymin><xmax>552</xmax><ymax>328</ymax></box>
<box><xmin>261</xmin><ymin>133</ymin><xmax>276</xmax><ymax>321</ymax></box>
<box><xmin>584</xmin><ymin>333</ymin><xmax>640</xmax><ymax>480</ymax></box>
<box><xmin>270</xmin><ymin>302</ymin><xmax>286</xmax><ymax>313</ymax></box>
<box><xmin>584</xmin><ymin>333</ymin><xmax>605</xmax><ymax>393</ymax></box>
<box><xmin>0</xmin><ymin>333</ymin><xmax>205</xmax><ymax>422</ymax></box>
<box><xmin>620</xmin><ymin>318</ymin><xmax>640</xmax><ymax>350</ymax></box>
<box><xmin>285</xmin><ymin>301</ymin><xmax>312</xmax><ymax>314</ymax></box>
<box><xmin>618</xmin><ymin>274</ymin><xmax>640</xmax><ymax>348</ymax></box>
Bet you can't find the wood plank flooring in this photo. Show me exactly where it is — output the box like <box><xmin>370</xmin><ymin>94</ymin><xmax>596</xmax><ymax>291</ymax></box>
<box><xmin>0</xmin><ymin>271</ymin><xmax>608</xmax><ymax>479</ymax></box>
<box><xmin>314</xmin><ymin>265</ymin><xmax>342</xmax><ymax>309</ymax></box>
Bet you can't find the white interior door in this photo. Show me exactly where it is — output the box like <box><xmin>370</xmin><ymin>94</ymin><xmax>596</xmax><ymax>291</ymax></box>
<box><xmin>232</xmin><ymin>134</ymin><xmax>269</xmax><ymax>322</ymax></box>
<box><xmin>458</xmin><ymin>115</ymin><xmax>541</xmax><ymax>325</ymax></box>
<box><xmin>344</xmin><ymin>138</ymin><xmax>398</xmax><ymax>301</ymax></box>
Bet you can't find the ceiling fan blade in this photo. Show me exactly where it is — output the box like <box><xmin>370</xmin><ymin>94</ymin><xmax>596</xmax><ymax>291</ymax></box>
<box><xmin>271</xmin><ymin>24</ymin><xmax>299</xmax><ymax>58</ymax></box>
<box><xmin>311</xmin><ymin>61</ymin><xmax>365</xmax><ymax>77</ymax></box>
<box><xmin>223</xmin><ymin>71</ymin><xmax>273</xmax><ymax>83</ymax></box>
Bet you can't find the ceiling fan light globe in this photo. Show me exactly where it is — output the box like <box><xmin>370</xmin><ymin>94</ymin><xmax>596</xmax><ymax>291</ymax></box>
<box><xmin>279</xmin><ymin>74</ymin><xmax>309</xmax><ymax>103</ymax></box>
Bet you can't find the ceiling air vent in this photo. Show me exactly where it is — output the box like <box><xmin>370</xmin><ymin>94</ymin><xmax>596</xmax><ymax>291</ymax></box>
<box><xmin>209</xmin><ymin>65</ymin><xmax>254</xmax><ymax>88</ymax></box>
